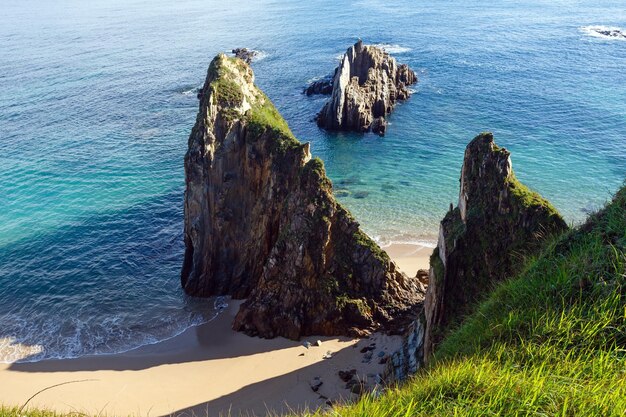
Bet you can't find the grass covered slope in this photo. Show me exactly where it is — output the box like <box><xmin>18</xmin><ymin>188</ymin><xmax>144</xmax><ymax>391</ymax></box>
<box><xmin>1</xmin><ymin>408</ymin><xmax>49</xmax><ymax>417</ymax></box>
<box><xmin>302</xmin><ymin>185</ymin><xmax>626</xmax><ymax>416</ymax></box>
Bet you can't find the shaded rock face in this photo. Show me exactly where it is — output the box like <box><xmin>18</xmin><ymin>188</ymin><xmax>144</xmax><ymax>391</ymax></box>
<box><xmin>182</xmin><ymin>54</ymin><xmax>422</xmax><ymax>339</ymax></box>
<box><xmin>423</xmin><ymin>133</ymin><xmax>568</xmax><ymax>358</ymax></box>
<box><xmin>316</xmin><ymin>40</ymin><xmax>417</xmax><ymax>136</ymax></box>
<box><xmin>382</xmin><ymin>311</ymin><xmax>425</xmax><ymax>383</ymax></box>
<box><xmin>304</xmin><ymin>73</ymin><xmax>335</xmax><ymax>96</ymax></box>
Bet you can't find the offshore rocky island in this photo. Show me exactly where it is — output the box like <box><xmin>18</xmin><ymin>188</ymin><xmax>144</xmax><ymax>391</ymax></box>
<box><xmin>308</xmin><ymin>41</ymin><xmax>417</xmax><ymax>136</ymax></box>
<box><xmin>181</xmin><ymin>53</ymin><xmax>571</xmax><ymax>385</ymax></box>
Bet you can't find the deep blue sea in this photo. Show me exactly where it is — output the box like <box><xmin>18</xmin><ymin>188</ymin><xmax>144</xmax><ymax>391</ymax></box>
<box><xmin>1</xmin><ymin>0</ymin><xmax>625</xmax><ymax>362</ymax></box>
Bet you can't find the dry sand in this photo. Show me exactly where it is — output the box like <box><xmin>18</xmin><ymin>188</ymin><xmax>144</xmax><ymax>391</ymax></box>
<box><xmin>384</xmin><ymin>242</ymin><xmax>433</xmax><ymax>276</ymax></box>
<box><xmin>0</xmin><ymin>243</ymin><xmax>432</xmax><ymax>417</ymax></box>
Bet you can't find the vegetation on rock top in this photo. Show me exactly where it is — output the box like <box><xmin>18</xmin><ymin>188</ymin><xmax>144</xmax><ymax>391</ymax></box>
<box><xmin>428</xmin><ymin>132</ymin><xmax>569</xmax><ymax>352</ymax></box>
<box><xmin>245</xmin><ymin>93</ymin><xmax>302</xmax><ymax>157</ymax></box>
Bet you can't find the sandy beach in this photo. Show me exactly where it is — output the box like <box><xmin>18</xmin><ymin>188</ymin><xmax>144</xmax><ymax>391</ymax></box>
<box><xmin>384</xmin><ymin>242</ymin><xmax>434</xmax><ymax>276</ymax></box>
<box><xmin>0</xmin><ymin>243</ymin><xmax>431</xmax><ymax>417</ymax></box>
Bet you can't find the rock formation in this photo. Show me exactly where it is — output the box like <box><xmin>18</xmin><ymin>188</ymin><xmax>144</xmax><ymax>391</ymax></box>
<box><xmin>182</xmin><ymin>53</ymin><xmax>422</xmax><ymax>339</ymax></box>
<box><xmin>423</xmin><ymin>133</ymin><xmax>568</xmax><ymax>357</ymax></box>
<box><xmin>231</xmin><ymin>48</ymin><xmax>258</xmax><ymax>64</ymax></box>
<box><xmin>316</xmin><ymin>40</ymin><xmax>417</xmax><ymax>136</ymax></box>
<box><xmin>304</xmin><ymin>73</ymin><xmax>335</xmax><ymax>96</ymax></box>
<box><xmin>383</xmin><ymin>313</ymin><xmax>425</xmax><ymax>382</ymax></box>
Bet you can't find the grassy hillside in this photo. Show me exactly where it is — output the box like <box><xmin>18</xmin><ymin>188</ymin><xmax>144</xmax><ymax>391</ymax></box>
<box><xmin>301</xmin><ymin>184</ymin><xmax>626</xmax><ymax>417</ymax></box>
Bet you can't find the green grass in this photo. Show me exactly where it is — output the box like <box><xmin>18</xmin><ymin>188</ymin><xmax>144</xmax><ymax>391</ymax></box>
<box><xmin>507</xmin><ymin>174</ymin><xmax>562</xmax><ymax>219</ymax></box>
<box><xmin>205</xmin><ymin>54</ymin><xmax>302</xmax><ymax>157</ymax></box>
<box><xmin>296</xmin><ymin>184</ymin><xmax>626</xmax><ymax>417</ymax></box>
<box><xmin>211</xmin><ymin>78</ymin><xmax>243</xmax><ymax>107</ymax></box>
<box><xmin>246</xmin><ymin>92</ymin><xmax>301</xmax><ymax>155</ymax></box>
<box><xmin>337</xmin><ymin>295</ymin><xmax>373</xmax><ymax>318</ymax></box>
<box><xmin>1</xmin><ymin>406</ymin><xmax>62</xmax><ymax>417</ymax></box>
<box><xmin>206</xmin><ymin>55</ymin><xmax>244</xmax><ymax>106</ymax></box>
<box><xmin>353</xmin><ymin>228</ymin><xmax>391</xmax><ymax>264</ymax></box>
<box><xmin>206</xmin><ymin>55</ymin><xmax>248</xmax><ymax>123</ymax></box>
<box><xmin>300</xmin><ymin>157</ymin><xmax>332</xmax><ymax>190</ymax></box>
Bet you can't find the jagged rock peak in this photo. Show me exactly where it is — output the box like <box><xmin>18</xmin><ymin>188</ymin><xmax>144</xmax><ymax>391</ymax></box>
<box><xmin>423</xmin><ymin>132</ymin><xmax>568</xmax><ymax>358</ymax></box>
<box><xmin>182</xmin><ymin>54</ymin><xmax>423</xmax><ymax>339</ymax></box>
<box><xmin>316</xmin><ymin>40</ymin><xmax>417</xmax><ymax>136</ymax></box>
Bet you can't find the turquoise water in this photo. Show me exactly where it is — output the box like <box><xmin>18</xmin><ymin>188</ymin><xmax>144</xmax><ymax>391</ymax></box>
<box><xmin>1</xmin><ymin>0</ymin><xmax>624</xmax><ymax>362</ymax></box>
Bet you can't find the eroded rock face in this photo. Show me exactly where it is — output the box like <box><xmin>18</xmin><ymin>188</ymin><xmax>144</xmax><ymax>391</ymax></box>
<box><xmin>382</xmin><ymin>312</ymin><xmax>425</xmax><ymax>383</ymax></box>
<box><xmin>423</xmin><ymin>133</ymin><xmax>568</xmax><ymax>358</ymax></box>
<box><xmin>182</xmin><ymin>54</ymin><xmax>422</xmax><ymax>339</ymax></box>
<box><xmin>316</xmin><ymin>40</ymin><xmax>417</xmax><ymax>136</ymax></box>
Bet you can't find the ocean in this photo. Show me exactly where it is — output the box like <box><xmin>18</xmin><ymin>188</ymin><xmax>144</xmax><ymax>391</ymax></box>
<box><xmin>1</xmin><ymin>0</ymin><xmax>624</xmax><ymax>362</ymax></box>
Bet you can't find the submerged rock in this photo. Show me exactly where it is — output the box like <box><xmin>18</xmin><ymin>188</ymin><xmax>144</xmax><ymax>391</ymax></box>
<box><xmin>584</xmin><ymin>26</ymin><xmax>626</xmax><ymax>39</ymax></box>
<box><xmin>596</xmin><ymin>28</ymin><xmax>626</xmax><ymax>38</ymax></box>
<box><xmin>316</xmin><ymin>40</ymin><xmax>417</xmax><ymax>136</ymax></box>
<box><xmin>423</xmin><ymin>133</ymin><xmax>568</xmax><ymax>358</ymax></box>
<box><xmin>182</xmin><ymin>54</ymin><xmax>422</xmax><ymax>340</ymax></box>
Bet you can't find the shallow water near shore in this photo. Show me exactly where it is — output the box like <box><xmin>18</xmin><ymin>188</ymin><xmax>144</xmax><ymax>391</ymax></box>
<box><xmin>1</xmin><ymin>0</ymin><xmax>625</xmax><ymax>362</ymax></box>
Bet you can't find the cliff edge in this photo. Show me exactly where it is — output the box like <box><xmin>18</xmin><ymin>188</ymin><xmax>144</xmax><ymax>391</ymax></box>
<box><xmin>424</xmin><ymin>133</ymin><xmax>568</xmax><ymax>357</ymax></box>
<box><xmin>182</xmin><ymin>54</ymin><xmax>422</xmax><ymax>339</ymax></box>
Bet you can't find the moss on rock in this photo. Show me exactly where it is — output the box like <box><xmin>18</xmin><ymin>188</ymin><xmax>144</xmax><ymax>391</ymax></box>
<box><xmin>424</xmin><ymin>132</ymin><xmax>569</xmax><ymax>356</ymax></box>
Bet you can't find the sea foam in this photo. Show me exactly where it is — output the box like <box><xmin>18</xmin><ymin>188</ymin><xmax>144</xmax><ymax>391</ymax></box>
<box><xmin>0</xmin><ymin>297</ymin><xmax>229</xmax><ymax>364</ymax></box>
<box><xmin>580</xmin><ymin>25</ymin><xmax>626</xmax><ymax>41</ymax></box>
<box><xmin>372</xmin><ymin>43</ymin><xmax>412</xmax><ymax>54</ymax></box>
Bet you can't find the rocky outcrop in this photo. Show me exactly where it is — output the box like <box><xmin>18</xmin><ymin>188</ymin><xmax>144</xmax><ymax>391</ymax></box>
<box><xmin>316</xmin><ymin>40</ymin><xmax>417</xmax><ymax>136</ymax></box>
<box><xmin>383</xmin><ymin>310</ymin><xmax>426</xmax><ymax>383</ymax></box>
<box><xmin>423</xmin><ymin>133</ymin><xmax>568</xmax><ymax>358</ymax></box>
<box><xmin>182</xmin><ymin>54</ymin><xmax>422</xmax><ymax>339</ymax></box>
<box><xmin>584</xmin><ymin>26</ymin><xmax>626</xmax><ymax>39</ymax></box>
<box><xmin>231</xmin><ymin>48</ymin><xmax>258</xmax><ymax>64</ymax></box>
<box><xmin>304</xmin><ymin>73</ymin><xmax>335</xmax><ymax>96</ymax></box>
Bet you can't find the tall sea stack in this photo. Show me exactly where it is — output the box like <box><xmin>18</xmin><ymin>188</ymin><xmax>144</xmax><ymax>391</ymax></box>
<box><xmin>423</xmin><ymin>133</ymin><xmax>568</xmax><ymax>357</ymax></box>
<box><xmin>182</xmin><ymin>54</ymin><xmax>422</xmax><ymax>339</ymax></box>
<box><xmin>316</xmin><ymin>40</ymin><xmax>417</xmax><ymax>136</ymax></box>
